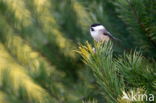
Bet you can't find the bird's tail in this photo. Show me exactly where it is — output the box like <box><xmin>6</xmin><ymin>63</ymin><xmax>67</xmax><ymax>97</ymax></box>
<box><xmin>112</xmin><ymin>36</ymin><xmax>121</xmax><ymax>42</ymax></box>
<box><xmin>109</xmin><ymin>34</ymin><xmax>121</xmax><ymax>42</ymax></box>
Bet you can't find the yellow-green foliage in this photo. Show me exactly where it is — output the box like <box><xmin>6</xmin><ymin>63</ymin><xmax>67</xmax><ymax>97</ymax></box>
<box><xmin>30</xmin><ymin>0</ymin><xmax>74</xmax><ymax>52</ymax></box>
<box><xmin>0</xmin><ymin>43</ymin><xmax>52</xmax><ymax>103</ymax></box>
<box><xmin>76</xmin><ymin>41</ymin><xmax>105</xmax><ymax>64</ymax></box>
<box><xmin>82</xmin><ymin>99</ymin><xmax>98</xmax><ymax>103</ymax></box>
<box><xmin>2</xmin><ymin>0</ymin><xmax>32</xmax><ymax>26</ymax></box>
<box><xmin>72</xmin><ymin>0</ymin><xmax>92</xmax><ymax>30</ymax></box>
<box><xmin>6</xmin><ymin>35</ymin><xmax>55</xmax><ymax>75</ymax></box>
<box><xmin>76</xmin><ymin>41</ymin><xmax>94</xmax><ymax>64</ymax></box>
<box><xmin>0</xmin><ymin>91</ymin><xmax>9</xmax><ymax>103</ymax></box>
<box><xmin>3</xmin><ymin>0</ymin><xmax>76</xmax><ymax>58</ymax></box>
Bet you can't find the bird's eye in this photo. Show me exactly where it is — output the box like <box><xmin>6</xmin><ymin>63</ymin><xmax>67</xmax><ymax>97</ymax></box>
<box><xmin>91</xmin><ymin>28</ymin><xmax>94</xmax><ymax>31</ymax></box>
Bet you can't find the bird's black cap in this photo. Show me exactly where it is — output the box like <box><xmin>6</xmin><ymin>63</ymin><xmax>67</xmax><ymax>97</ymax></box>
<box><xmin>90</xmin><ymin>23</ymin><xmax>101</xmax><ymax>27</ymax></box>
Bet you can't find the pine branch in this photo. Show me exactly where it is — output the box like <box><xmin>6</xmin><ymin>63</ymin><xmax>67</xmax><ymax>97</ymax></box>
<box><xmin>76</xmin><ymin>41</ymin><xmax>124</xmax><ymax>103</ymax></box>
<box><xmin>126</xmin><ymin>0</ymin><xmax>156</xmax><ymax>48</ymax></box>
<box><xmin>77</xmin><ymin>41</ymin><xmax>155</xmax><ymax>102</ymax></box>
<box><xmin>115</xmin><ymin>0</ymin><xmax>156</xmax><ymax>57</ymax></box>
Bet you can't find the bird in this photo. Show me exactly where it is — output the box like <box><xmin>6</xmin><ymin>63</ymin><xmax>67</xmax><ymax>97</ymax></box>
<box><xmin>90</xmin><ymin>24</ymin><xmax>119</xmax><ymax>42</ymax></box>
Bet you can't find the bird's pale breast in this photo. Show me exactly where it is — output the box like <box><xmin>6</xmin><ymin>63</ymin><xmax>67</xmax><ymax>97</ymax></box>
<box><xmin>94</xmin><ymin>34</ymin><xmax>110</xmax><ymax>42</ymax></box>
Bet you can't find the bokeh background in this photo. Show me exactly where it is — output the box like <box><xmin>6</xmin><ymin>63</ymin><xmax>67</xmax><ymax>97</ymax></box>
<box><xmin>0</xmin><ymin>0</ymin><xmax>155</xmax><ymax>103</ymax></box>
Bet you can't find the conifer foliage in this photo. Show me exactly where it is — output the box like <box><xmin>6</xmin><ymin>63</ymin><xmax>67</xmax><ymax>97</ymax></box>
<box><xmin>0</xmin><ymin>0</ymin><xmax>155</xmax><ymax>103</ymax></box>
<box><xmin>77</xmin><ymin>41</ymin><xmax>155</xmax><ymax>103</ymax></box>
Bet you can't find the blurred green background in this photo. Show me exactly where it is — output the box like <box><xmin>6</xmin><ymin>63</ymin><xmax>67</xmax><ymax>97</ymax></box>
<box><xmin>0</xmin><ymin>0</ymin><xmax>155</xmax><ymax>103</ymax></box>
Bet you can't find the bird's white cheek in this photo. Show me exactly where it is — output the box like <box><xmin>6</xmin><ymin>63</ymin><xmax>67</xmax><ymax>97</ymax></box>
<box><xmin>90</xmin><ymin>31</ymin><xmax>98</xmax><ymax>38</ymax></box>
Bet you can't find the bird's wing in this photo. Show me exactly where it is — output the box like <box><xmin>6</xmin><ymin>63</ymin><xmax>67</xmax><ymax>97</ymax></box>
<box><xmin>101</xmin><ymin>29</ymin><xmax>120</xmax><ymax>41</ymax></box>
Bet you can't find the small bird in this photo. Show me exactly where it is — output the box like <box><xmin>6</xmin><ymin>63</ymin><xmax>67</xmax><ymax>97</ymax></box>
<box><xmin>90</xmin><ymin>24</ymin><xmax>118</xmax><ymax>42</ymax></box>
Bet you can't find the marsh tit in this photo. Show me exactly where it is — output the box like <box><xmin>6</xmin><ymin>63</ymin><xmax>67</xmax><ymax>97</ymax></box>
<box><xmin>90</xmin><ymin>24</ymin><xmax>118</xmax><ymax>42</ymax></box>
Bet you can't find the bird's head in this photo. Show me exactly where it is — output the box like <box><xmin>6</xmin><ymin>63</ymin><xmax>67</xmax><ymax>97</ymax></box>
<box><xmin>90</xmin><ymin>24</ymin><xmax>105</xmax><ymax>37</ymax></box>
